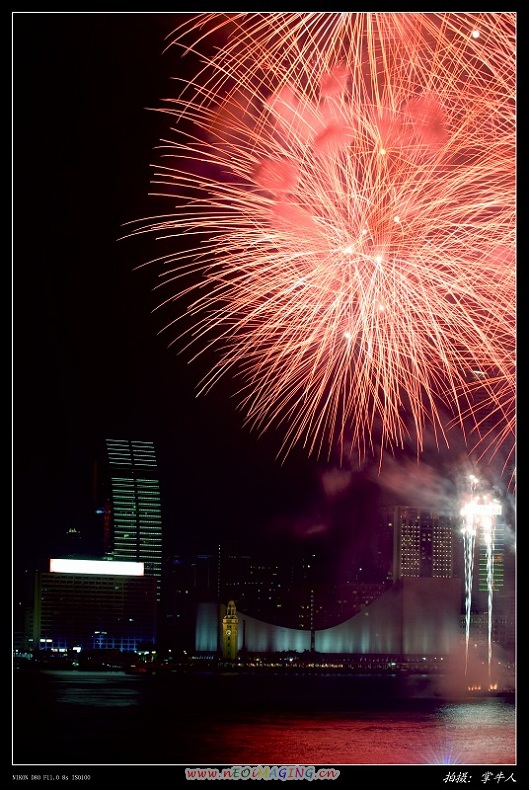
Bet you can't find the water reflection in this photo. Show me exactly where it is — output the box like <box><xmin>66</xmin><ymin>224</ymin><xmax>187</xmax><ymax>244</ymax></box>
<box><xmin>13</xmin><ymin>671</ymin><xmax>516</xmax><ymax>766</ymax></box>
<box><xmin>200</xmin><ymin>705</ymin><xmax>515</xmax><ymax>765</ymax></box>
<box><xmin>49</xmin><ymin>670</ymin><xmax>141</xmax><ymax>707</ymax></box>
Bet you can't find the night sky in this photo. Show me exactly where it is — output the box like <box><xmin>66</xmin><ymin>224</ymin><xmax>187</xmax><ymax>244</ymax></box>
<box><xmin>13</xmin><ymin>12</ymin><xmax>515</xmax><ymax>578</ymax></box>
<box><xmin>13</xmin><ymin>12</ymin><xmax>327</xmax><ymax>569</ymax></box>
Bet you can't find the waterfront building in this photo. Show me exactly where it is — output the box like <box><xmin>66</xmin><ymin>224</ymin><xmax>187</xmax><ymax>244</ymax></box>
<box><xmin>196</xmin><ymin>577</ymin><xmax>462</xmax><ymax>657</ymax></box>
<box><xmin>32</xmin><ymin>558</ymin><xmax>157</xmax><ymax>653</ymax></box>
<box><xmin>222</xmin><ymin>600</ymin><xmax>239</xmax><ymax>660</ymax></box>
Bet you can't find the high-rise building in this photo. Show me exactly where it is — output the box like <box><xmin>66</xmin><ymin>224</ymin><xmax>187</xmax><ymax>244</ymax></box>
<box><xmin>95</xmin><ymin>439</ymin><xmax>163</xmax><ymax>600</ymax></box>
<box><xmin>392</xmin><ymin>506</ymin><xmax>455</xmax><ymax>581</ymax></box>
<box><xmin>477</xmin><ymin>519</ymin><xmax>505</xmax><ymax>593</ymax></box>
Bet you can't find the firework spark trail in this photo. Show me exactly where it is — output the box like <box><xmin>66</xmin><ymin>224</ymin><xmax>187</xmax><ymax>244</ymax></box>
<box><xmin>129</xmin><ymin>12</ymin><xmax>515</xmax><ymax>465</ymax></box>
<box><xmin>460</xmin><ymin>497</ymin><xmax>477</xmax><ymax>675</ymax></box>
<box><xmin>460</xmin><ymin>478</ymin><xmax>502</xmax><ymax>682</ymax></box>
<box><xmin>167</xmin><ymin>13</ymin><xmax>515</xmax><ymax>114</ymax></box>
<box><xmin>459</xmin><ymin>361</ymin><xmax>516</xmax><ymax>481</ymax></box>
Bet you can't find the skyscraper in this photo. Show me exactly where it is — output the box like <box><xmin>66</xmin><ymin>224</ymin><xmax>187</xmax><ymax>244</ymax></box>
<box><xmin>391</xmin><ymin>506</ymin><xmax>455</xmax><ymax>581</ymax></box>
<box><xmin>95</xmin><ymin>439</ymin><xmax>163</xmax><ymax>600</ymax></box>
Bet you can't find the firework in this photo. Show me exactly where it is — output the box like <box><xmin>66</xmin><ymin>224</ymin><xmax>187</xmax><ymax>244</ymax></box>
<box><xmin>458</xmin><ymin>357</ymin><xmax>516</xmax><ymax>482</ymax></box>
<box><xmin>129</xmin><ymin>12</ymin><xmax>515</xmax><ymax>465</ymax></box>
<box><xmin>460</xmin><ymin>479</ymin><xmax>502</xmax><ymax>680</ymax></box>
<box><xmin>167</xmin><ymin>13</ymin><xmax>515</xmax><ymax>120</ymax></box>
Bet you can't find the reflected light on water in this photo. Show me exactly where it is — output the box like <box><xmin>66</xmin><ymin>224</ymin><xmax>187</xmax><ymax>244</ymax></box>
<box><xmin>50</xmin><ymin>670</ymin><xmax>141</xmax><ymax>707</ymax></box>
<box><xmin>197</xmin><ymin>705</ymin><xmax>515</xmax><ymax>765</ymax></box>
<box><xmin>14</xmin><ymin>671</ymin><xmax>516</xmax><ymax>765</ymax></box>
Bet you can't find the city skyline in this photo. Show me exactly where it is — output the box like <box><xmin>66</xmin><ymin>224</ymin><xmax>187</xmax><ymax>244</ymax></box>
<box><xmin>13</xmin><ymin>13</ymin><xmax>515</xmax><ymax>587</ymax></box>
<box><xmin>12</xmin><ymin>13</ymin><xmax>517</xmax><ymax>779</ymax></box>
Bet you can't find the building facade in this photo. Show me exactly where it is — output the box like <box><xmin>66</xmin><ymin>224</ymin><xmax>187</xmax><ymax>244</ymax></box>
<box><xmin>32</xmin><ymin>559</ymin><xmax>157</xmax><ymax>653</ymax></box>
<box><xmin>222</xmin><ymin>600</ymin><xmax>239</xmax><ymax>660</ymax></box>
<box><xmin>392</xmin><ymin>506</ymin><xmax>455</xmax><ymax>581</ymax></box>
<box><xmin>95</xmin><ymin>439</ymin><xmax>163</xmax><ymax>600</ymax></box>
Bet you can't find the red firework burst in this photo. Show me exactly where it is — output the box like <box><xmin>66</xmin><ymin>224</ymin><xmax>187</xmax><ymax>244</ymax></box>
<box><xmin>128</xmin><ymin>12</ymin><xmax>515</xmax><ymax>467</ymax></box>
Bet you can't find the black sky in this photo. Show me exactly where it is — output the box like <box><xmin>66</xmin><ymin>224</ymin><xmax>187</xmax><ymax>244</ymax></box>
<box><xmin>13</xmin><ymin>12</ymin><xmax>515</xmax><ymax>577</ymax></box>
<box><xmin>13</xmin><ymin>12</ymin><xmax>329</xmax><ymax>570</ymax></box>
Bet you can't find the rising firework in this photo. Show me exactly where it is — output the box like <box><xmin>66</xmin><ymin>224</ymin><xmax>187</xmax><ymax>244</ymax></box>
<box><xmin>459</xmin><ymin>477</ymin><xmax>502</xmax><ymax>682</ymax></box>
<box><xmin>128</xmin><ymin>12</ymin><xmax>515</xmax><ymax>466</ymax></box>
